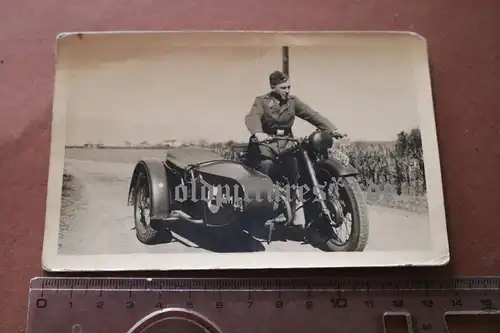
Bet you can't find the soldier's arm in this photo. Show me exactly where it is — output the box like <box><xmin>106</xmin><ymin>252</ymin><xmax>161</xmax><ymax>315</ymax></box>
<box><xmin>245</xmin><ymin>97</ymin><xmax>265</xmax><ymax>135</ymax></box>
<box><xmin>294</xmin><ymin>97</ymin><xmax>338</xmax><ymax>132</ymax></box>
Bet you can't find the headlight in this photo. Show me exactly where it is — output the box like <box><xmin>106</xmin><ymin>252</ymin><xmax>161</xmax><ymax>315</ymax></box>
<box><xmin>308</xmin><ymin>131</ymin><xmax>334</xmax><ymax>152</ymax></box>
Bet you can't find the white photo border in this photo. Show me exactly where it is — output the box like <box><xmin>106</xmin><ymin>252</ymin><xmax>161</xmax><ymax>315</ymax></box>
<box><xmin>41</xmin><ymin>30</ymin><xmax>450</xmax><ymax>272</ymax></box>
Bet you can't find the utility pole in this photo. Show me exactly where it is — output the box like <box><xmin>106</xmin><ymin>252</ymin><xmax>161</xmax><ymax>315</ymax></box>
<box><xmin>282</xmin><ymin>46</ymin><xmax>289</xmax><ymax>76</ymax></box>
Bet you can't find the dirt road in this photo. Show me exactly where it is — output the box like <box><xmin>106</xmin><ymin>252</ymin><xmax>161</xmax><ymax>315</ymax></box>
<box><xmin>57</xmin><ymin>148</ymin><xmax>432</xmax><ymax>255</ymax></box>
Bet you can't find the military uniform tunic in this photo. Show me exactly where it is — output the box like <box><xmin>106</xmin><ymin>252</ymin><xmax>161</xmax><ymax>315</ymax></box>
<box><xmin>245</xmin><ymin>93</ymin><xmax>337</xmax><ymax>158</ymax></box>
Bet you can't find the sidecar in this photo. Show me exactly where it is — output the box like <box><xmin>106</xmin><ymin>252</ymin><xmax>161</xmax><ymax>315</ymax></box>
<box><xmin>127</xmin><ymin>146</ymin><xmax>277</xmax><ymax>244</ymax></box>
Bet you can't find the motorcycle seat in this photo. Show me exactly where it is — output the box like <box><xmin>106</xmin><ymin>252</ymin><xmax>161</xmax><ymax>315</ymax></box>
<box><xmin>166</xmin><ymin>147</ymin><xmax>224</xmax><ymax>169</ymax></box>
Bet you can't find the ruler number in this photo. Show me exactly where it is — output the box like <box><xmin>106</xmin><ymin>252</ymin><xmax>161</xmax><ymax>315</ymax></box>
<box><xmin>392</xmin><ymin>299</ymin><xmax>404</xmax><ymax>308</ymax></box>
<box><xmin>422</xmin><ymin>323</ymin><xmax>433</xmax><ymax>330</ymax></box>
<box><xmin>36</xmin><ymin>298</ymin><xmax>47</xmax><ymax>308</ymax></box>
<box><xmin>452</xmin><ymin>299</ymin><xmax>463</xmax><ymax>307</ymax></box>
<box><xmin>96</xmin><ymin>301</ymin><xmax>104</xmax><ymax>309</ymax></box>
<box><xmin>330</xmin><ymin>298</ymin><xmax>347</xmax><ymax>308</ymax></box>
<box><xmin>421</xmin><ymin>299</ymin><xmax>433</xmax><ymax>307</ymax></box>
<box><xmin>155</xmin><ymin>301</ymin><xmax>193</xmax><ymax>309</ymax></box>
<box><xmin>305</xmin><ymin>300</ymin><xmax>313</xmax><ymax>309</ymax></box>
<box><xmin>215</xmin><ymin>301</ymin><xmax>223</xmax><ymax>309</ymax></box>
<box><xmin>481</xmin><ymin>299</ymin><xmax>493</xmax><ymax>309</ymax></box>
<box><xmin>422</xmin><ymin>324</ymin><xmax>433</xmax><ymax>331</ymax></box>
<box><xmin>247</xmin><ymin>301</ymin><xmax>253</xmax><ymax>308</ymax></box>
<box><xmin>364</xmin><ymin>300</ymin><xmax>374</xmax><ymax>308</ymax></box>
<box><xmin>276</xmin><ymin>300</ymin><xmax>284</xmax><ymax>308</ymax></box>
<box><xmin>126</xmin><ymin>301</ymin><xmax>134</xmax><ymax>309</ymax></box>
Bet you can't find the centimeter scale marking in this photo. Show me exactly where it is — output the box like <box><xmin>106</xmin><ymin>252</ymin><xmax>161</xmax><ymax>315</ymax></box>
<box><xmin>26</xmin><ymin>277</ymin><xmax>500</xmax><ymax>333</ymax></box>
<box><xmin>32</xmin><ymin>276</ymin><xmax>500</xmax><ymax>292</ymax></box>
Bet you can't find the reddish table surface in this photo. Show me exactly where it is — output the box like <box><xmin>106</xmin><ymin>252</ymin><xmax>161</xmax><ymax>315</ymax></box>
<box><xmin>1</xmin><ymin>1</ymin><xmax>499</xmax><ymax>332</ymax></box>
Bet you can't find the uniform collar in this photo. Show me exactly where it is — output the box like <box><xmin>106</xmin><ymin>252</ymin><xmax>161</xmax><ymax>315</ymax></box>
<box><xmin>268</xmin><ymin>92</ymin><xmax>289</xmax><ymax>106</ymax></box>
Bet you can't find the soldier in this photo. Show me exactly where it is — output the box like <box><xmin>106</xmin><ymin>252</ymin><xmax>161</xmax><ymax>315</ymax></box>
<box><xmin>245</xmin><ymin>70</ymin><xmax>340</xmax><ymax>204</ymax></box>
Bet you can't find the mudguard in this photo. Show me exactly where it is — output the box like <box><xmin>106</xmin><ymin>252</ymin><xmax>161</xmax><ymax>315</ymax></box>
<box><xmin>315</xmin><ymin>158</ymin><xmax>359</xmax><ymax>178</ymax></box>
<box><xmin>127</xmin><ymin>159</ymin><xmax>172</xmax><ymax>220</ymax></box>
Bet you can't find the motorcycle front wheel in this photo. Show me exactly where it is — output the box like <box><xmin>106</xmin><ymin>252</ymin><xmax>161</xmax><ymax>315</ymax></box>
<box><xmin>304</xmin><ymin>173</ymin><xmax>369</xmax><ymax>252</ymax></box>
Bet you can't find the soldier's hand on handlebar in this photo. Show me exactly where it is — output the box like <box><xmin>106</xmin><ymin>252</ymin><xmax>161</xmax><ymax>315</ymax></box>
<box><xmin>331</xmin><ymin>130</ymin><xmax>347</xmax><ymax>139</ymax></box>
<box><xmin>254</xmin><ymin>132</ymin><xmax>272</xmax><ymax>142</ymax></box>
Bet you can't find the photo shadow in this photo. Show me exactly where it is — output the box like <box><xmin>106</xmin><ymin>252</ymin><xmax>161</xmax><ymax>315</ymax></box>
<box><xmin>241</xmin><ymin>216</ymin><xmax>308</xmax><ymax>244</ymax></box>
<box><xmin>237</xmin><ymin>206</ymin><xmax>332</xmax><ymax>251</ymax></box>
<box><xmin>129</xmin><ymin>212</ymin><xmax>330</xmax><ymax>253</ymax></box>
<box><xmin>156</xmin><ymin>218</ymin><xmax>266</xmax><ymax>253</ymax></box>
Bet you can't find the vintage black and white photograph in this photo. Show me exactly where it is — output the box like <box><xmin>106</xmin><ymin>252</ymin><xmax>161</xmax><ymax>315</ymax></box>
<box><xmin>42</xmin><ymin>31</ymin><xmax>450</xmax><ymax>271</ymax></box>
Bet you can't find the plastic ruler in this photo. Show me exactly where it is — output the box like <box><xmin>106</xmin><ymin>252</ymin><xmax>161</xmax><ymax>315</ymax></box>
<box><xmin>25</xmin><ymin>277</ymin><xmax>500</xmax><ymax>333</ymax></box>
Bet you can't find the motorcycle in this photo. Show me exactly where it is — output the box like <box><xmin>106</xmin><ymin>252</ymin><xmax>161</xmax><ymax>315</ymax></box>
<box><xmin>127</xmin><ymin>129</ymin><xmax>369</xmax><ymax>252</ymax></box>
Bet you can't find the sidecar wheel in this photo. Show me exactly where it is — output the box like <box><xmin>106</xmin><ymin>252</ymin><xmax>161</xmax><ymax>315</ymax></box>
<box><xmin>305</xmin><ymin>176</ymin><xmax>369</xmax><ymax>252</ymax></box>
<box><xmin>133</xmin><ymin>173</ymin><xmax>171</xmax><ymax>245</ymax></box>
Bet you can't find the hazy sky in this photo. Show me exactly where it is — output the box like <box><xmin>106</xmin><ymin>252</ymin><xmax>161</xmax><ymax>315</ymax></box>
<box><xmin>59</xmin><ymin>33</ymin><xmax>427</xmax><ymax>145</ymax></box>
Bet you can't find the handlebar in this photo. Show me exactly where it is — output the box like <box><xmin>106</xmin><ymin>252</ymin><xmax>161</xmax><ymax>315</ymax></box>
<box><xmin>251</xmin><ymin>131</ymin><xmax>347</xmax><ymax>144</ymax></box>
<box><xmin>331</xmin><ymin>132</ymin><xmax>348</xmax><ymax>140</ymax></box>
<box><xmin>250</xmin><ymin>130</ymin><xmax>347</xmax><ymax>155</ymax></box>
<box><xmin>253</xmin><ymin>136</ymin><xmax>302</xmax><ymax>143</ymax></box>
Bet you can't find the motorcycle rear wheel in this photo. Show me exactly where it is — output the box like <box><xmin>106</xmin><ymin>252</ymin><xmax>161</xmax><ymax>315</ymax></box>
<box><xmin>133</xmin><ymin>172</ymin><xmax>172</xmax><ymax>245</ymax></box>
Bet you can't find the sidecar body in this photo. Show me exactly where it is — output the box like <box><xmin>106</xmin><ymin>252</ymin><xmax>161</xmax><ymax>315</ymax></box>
<box><xmin>127</xmin><ymin>146</ymin><xmax>277</xmax><ymax>239</ymax></box>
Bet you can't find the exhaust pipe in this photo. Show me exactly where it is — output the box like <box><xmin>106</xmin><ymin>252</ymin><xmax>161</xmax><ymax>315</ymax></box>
<box><xmin>164</xmin><ymin>210</ymin><xmax>205</xmax><ymax>224</ymax></box>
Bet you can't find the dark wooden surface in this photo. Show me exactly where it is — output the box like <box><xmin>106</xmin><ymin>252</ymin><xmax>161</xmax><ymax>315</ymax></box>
<box><xmin>1</xmin><ymin>1</ymin><xmax>499</xmax><ymax>332</ymax></box>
